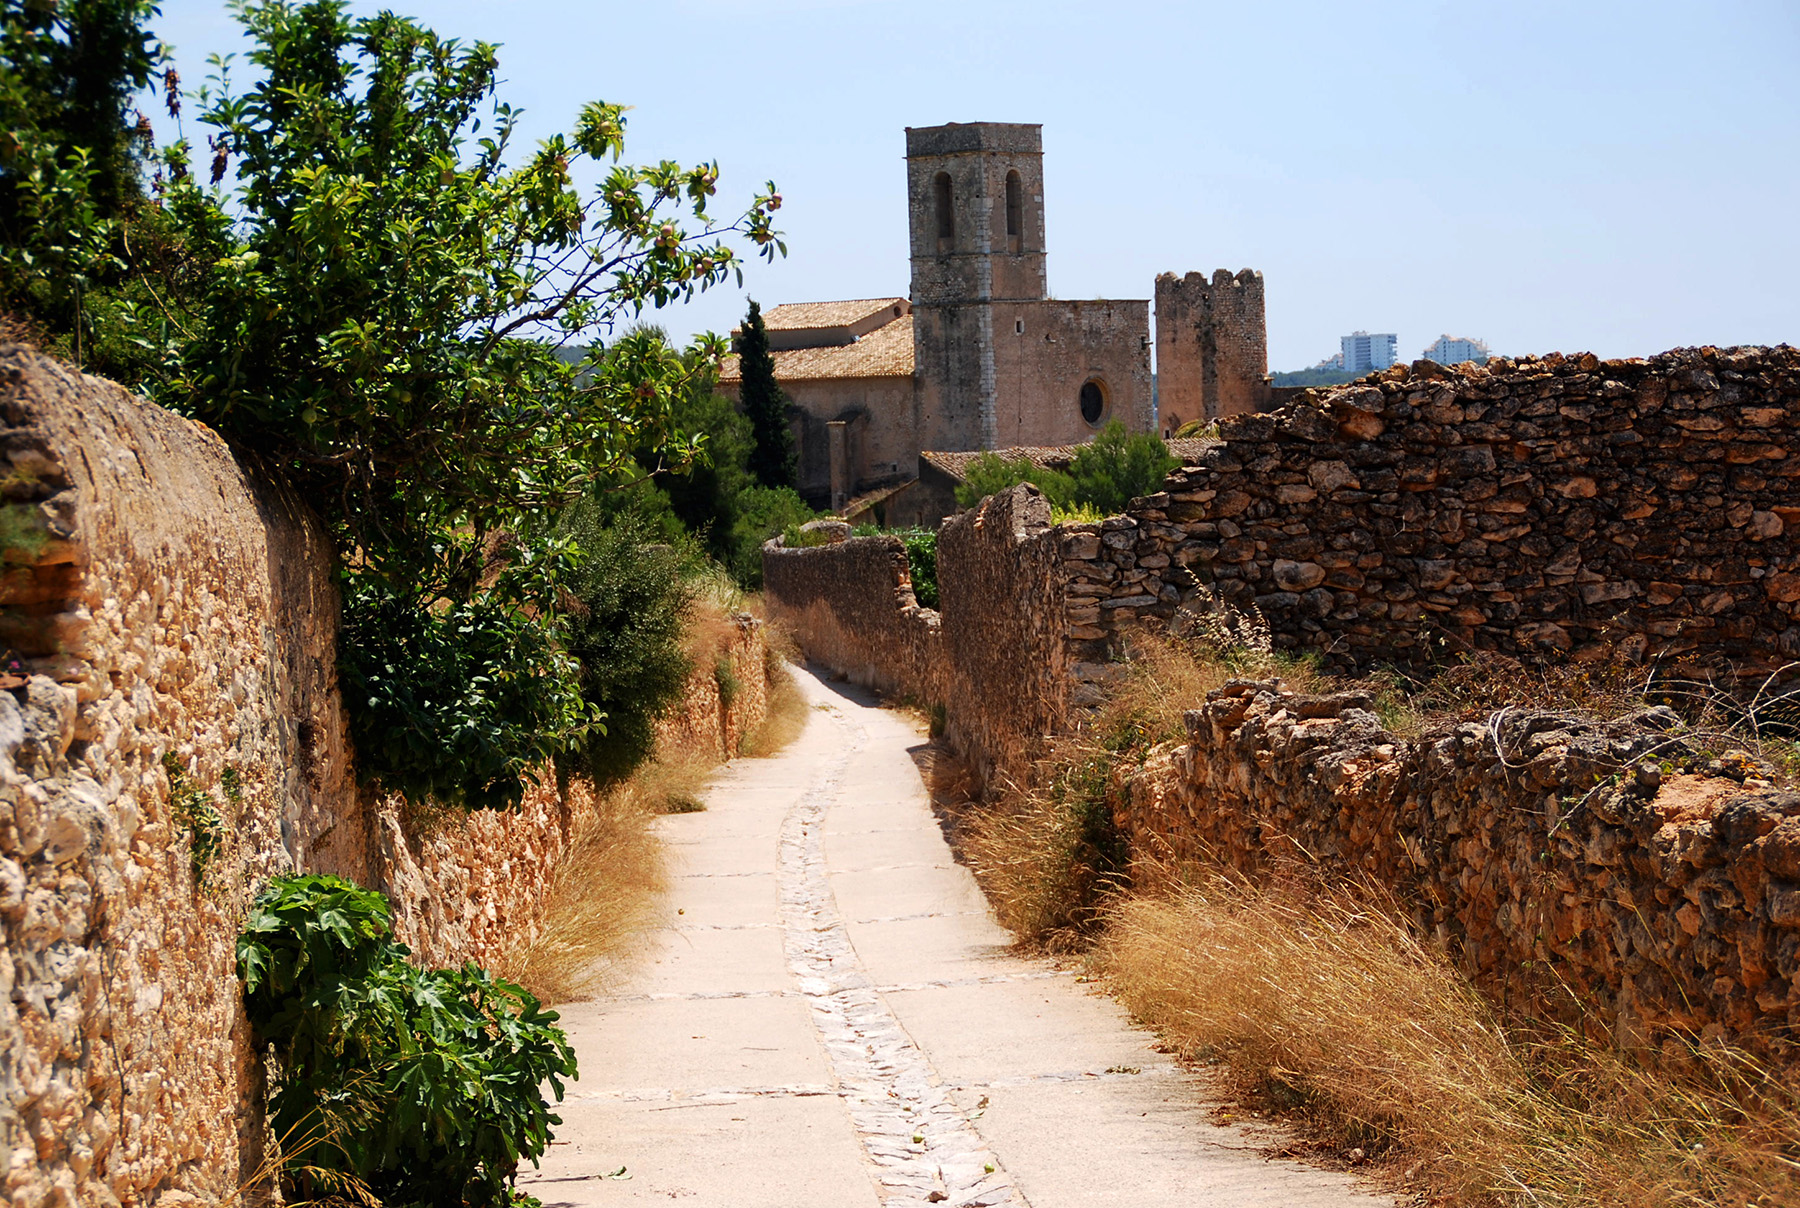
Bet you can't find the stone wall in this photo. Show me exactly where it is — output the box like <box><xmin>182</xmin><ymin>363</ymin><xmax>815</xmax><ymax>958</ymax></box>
<box><xmin>934</xmin><ymin>487</ymin><xmax>1070</xmax><ymax>784</ymax></box>
<box><xmin>763</xmin><ymin>346</ymin><xmax>1800</xmax><ymax>1047</ymax></box>
<box><xmin>1115</xmin><ymin>680</ymin><xmax>1800</xmax><ymax>1044</ymax></box>
<box><xmin>762</xmin><ymin>533</ymin><xmax>944</xmax><ymax>704</ymax></box>
<box><xmin>1154</xmin><ymin>269</ymin><xmax>1269</xmax><ymax>428</ymax></box>
<box><xmin>0</xmin><ymin>349</ymin><xmax>775</xmax><ymax>1208</ymax></box>
<box><xmin>1072</xmin><ymin>345</ymin><xmax>1800</xmax><ymax>680</ymax></box>
<box><xmin>763</xmin><ymin>487</ymin><xmax>1070</xmax><ymax>783</ymax></box>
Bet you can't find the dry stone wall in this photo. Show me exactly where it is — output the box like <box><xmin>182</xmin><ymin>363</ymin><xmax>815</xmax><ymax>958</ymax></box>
<box><xmin>763</xmin><ymin>488</ymin><xmax>1068</xmax><ymax>783</ymax></box>
<box><xmin>1077</xmin><ymin>345</ymin><xmax>1800</xmax><ymax>678</ymax></box>
<box><xmin>1115</xmin><ymin>681</ymin><xmax>1800</xmax><ymax>1045</ymax></box>
<box><xmin>762</xmin><ymin>532</ymin><xmax>945</xmax><ymax>702</ymax></box>
<box><xmin>0</xmin><ymin>350</ymin><xmax>774</xmax><ymax>1208</ymax></box>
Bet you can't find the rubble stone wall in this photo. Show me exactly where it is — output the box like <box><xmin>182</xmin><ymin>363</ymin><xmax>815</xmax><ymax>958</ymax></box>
<box><xmin>761</xmin><ymin>533</ymin><xmax>944</xmax><ymax>704</ymax></box>
<box><xmin>0</xmin><ymin>350</ymin><xmax>773</xmax><ymax>1208</ymax></box>
<box><xmin>1076</xmin><ymin>345</ymin><xmax>1800</xmax><ymax>679</ymax></box>
<box><xmin>763</xmin><ymin>489</ymin><xmax>1070</xmax><ymax>783</ymax></box>
<box><xmin>1117</xmin><ymin>680</ymin><xmax>1800</xmax><ymax>1044</ymax></box>
<box><xmin>934</xmin><ymin>486</ymin><xmax>1070</xmax><ymax>784</ymax></box>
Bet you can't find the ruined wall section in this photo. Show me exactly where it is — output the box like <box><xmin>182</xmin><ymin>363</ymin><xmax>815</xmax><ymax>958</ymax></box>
<box><xmin>1075</xmin><ymin>346</ymin><xmax>1800</xmax><ymax>677</ymax></box>
<box><xmin>762</xmin><ymin>534</ymin><xmax>945</xmax><ymax>703</ymax></box>
<box><xmin>762</xmin><ymin>486</ymin><xmax>1071</xmax><ymax>786</ymax></box>
<box><xmin>934</xmin><ymin>486</ymin><xmax>1070</xmax><ymax>784</ymax></box>
<box><xmin>1154</xmin><ymin>269</ymin><xmax>1268</xmax><ymax>429</ymax></box>
<box><xmin>1118</xmin><ymin>681</ymin><xmax>1800</xmax><ymax>1043</ymax></box>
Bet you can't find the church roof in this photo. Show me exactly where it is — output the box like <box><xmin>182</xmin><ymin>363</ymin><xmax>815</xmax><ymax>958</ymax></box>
<box><xmin>760</xmin><ymin>298</ymin><xmax>907</xmax><ymax>332</ymax></box>
<box><xmin>720</xmin><ymin>311</ymin><xmax>914</xmax><ymax>383</ymax></box>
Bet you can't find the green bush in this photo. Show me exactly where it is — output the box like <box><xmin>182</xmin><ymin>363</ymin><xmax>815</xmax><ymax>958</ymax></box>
<box><xmin>554</xmin><ymin>507</ymin><xmax>697</xmax><ymax>789</ymax></box>
<box><xmin>954</xmin><ymin>452</ymin><xmax>1076</xmax><ymax>513</ymax></box>
<box><xmin>730</xmin><ymin>484</ymin><xmax>815</xmax><ymax>586</ymax></box>
<box><xmin>337</xmin><ymin>577</ymin><xmax>599</xmax><ymax>813</ymax></box>
<box><xmin>900</xmin><ymin>528</ymin><xmax>940</xmax><ymax>609</ymax></box>
<box><xmin>237</xmin><ymin>874</ymin><xmax>576</xmax><ymax>1208</ymax></box>
<box><xmin>1066</xmin><ymin>420</ymin><xmax>1179</xmax><ymax>516</ymax></box>
<box><xmin>954</xmin><ymin>422</ymin><xmax>1178</xmax><ymax>521</ymax></box>
<box><xmin>854</xmin><ymin>525</ymin><xmax>939</xmax><ymax>609</ymax></box>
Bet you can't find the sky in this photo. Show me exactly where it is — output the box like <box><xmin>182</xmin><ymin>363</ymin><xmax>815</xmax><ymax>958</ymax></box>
<box><xmin>146</xmin><ymin>0</ymin><xmax>1800</xmax><ymax>371</ymax></box>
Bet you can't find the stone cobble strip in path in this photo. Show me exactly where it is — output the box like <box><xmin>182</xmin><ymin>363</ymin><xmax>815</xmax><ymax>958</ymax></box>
<box><xmin>775</xmin><ymin>703</ymin><xmax>1021</xmax><ymax>1207</ymax></box>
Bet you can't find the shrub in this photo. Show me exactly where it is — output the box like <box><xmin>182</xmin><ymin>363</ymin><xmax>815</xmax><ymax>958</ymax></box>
<box><xmin>899</xmin><ymin>528</ymin><xmax>939</xmax><ymax>609</ymax></box>
<box><xmin>954</xmin><ymin>452</ymin><xmax>1076</xmax><ymax>513</ymax></box>
<box><xmin>554</xmin><ymin>507</ymin><xmax>697</xmax><ymax>789</ymax></box>
<box><xmin>337</xmin><ymin>577</ymin><xmax>598</xmax><ymax>812</ymax></box>
<box><xmin>729</xmin><ymin>484</ymin><xmax>814</xmax><ymax>586</ymax></box>
<box><xmin>852</xmin><ymin>524</ymin><xmax>939</xmax><ymax>609</ymax></box>
<box><xmin>1065</xmin><ymin>420</ymin><xmax>1178</xmax><ymax>515</ymax></box>
<box><xmin>236</xmin><ymin>874</ymin><xmax>576</xmax><ymax>1208</ymax></box>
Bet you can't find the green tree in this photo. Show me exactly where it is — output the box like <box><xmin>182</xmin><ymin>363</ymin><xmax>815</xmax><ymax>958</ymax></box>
<box><xmin>737</xmin><ymin>298</ymin><xmax>796</xmax><ymax>489</ymax></box>
<box><xmin>0</xmin><ymin>0</ymin><xmax>191</xmax><ymax>375</ymax></box>
<box><xmin>729</xmin><ymin>483</ymin><xmax>814</xmax><ymax>586</ymax></box>
<box><xmin>1066</xmin><ymin>420</ymin><xmax>1178</xmax><ymax>515</ymax></box>
<box><xmin>140</xmin><ymin>1</ymin><xmax>783</xmax><ymax>809</ymax></box>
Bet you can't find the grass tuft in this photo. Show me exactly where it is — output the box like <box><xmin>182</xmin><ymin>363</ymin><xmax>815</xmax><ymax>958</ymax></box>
<box><xmin>741</xmin><ymin>658</ymin><xmax>807</xmax><ymax>758</ymax></box>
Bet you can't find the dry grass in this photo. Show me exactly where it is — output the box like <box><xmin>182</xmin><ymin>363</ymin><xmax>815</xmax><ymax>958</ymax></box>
<box><xmin>741</xmin><ymin>657</ymin><xmax>808</xmax><ymax>758</ymax></box>
<box><xmin>959</xmin><ymin>741</ymin><xmax>1121</xmax><ymax>948</ymax></box>
<box><xmin>495</xmin><ymin>778</ymin><xmax>670</xmax><ymax>1004</ymax></box>
<box><xmin>1101</xmin><ymin>872</ymin><xmax>1800</xmax><ymax>1206</ymax></box>
<box><xmin>1094</xmin><ymin>624</ymin><xmax>1331</xmax><ymax>749</ymax></box>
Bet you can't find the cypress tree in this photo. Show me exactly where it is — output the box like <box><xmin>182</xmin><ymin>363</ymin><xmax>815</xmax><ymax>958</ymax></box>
<box><xmin>738</xmin><ymin>299</ymin><xmax>797</xmax><ymax>489</ymax></box>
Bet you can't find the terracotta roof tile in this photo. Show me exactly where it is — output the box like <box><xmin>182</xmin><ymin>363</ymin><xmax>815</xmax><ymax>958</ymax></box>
<box><xmin>721</xmin><ymin>312</ymin><xmax>914</xmax><ymax>383</ymax></box>
<box><xmin>759</xmin><ymin>297</ymin><xmax>907</xmax><ymax>331</ymax></box>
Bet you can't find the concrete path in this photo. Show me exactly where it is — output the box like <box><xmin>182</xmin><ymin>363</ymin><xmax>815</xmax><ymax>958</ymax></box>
<box><xmin>523</xmin><ymin>666</ymin><xmax>1392</xmax><ymax>1208</ymax></box>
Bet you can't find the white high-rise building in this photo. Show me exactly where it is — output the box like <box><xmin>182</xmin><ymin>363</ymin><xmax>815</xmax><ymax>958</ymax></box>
<box><xmin>1421</xmin><ymin>334</ymin><xmax>1492</xmax><ymax>365</ymax></box>
<box><xmin>1341</xmin><ymin>331</ymin><xmax>1398</xmax><ymax>376</ymax></box>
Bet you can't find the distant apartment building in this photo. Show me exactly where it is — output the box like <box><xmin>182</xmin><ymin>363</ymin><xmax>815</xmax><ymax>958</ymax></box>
<box><xmin>1421</xmin><ymin>334</ymin><xmax>1492</xmax><ymax>365</ymax></box>
<box><xmin>1341</xmin><ymin>331</ymin><xmax>1398</xmax><ymax>376</ymax></box>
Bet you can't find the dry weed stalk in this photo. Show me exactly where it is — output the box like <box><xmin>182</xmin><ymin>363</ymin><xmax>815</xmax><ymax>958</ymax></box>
<box><xmin>959</xmin><ymin>740</ymin><xmax>1121</xmax><ymax>947</ymax></box>
<box><xmin>1100</xmin><ymin>872</ymin><xmax>1800</xmax><ymax>1206</ymax></box>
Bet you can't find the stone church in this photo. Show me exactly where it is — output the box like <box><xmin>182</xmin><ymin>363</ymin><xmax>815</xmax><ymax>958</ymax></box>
<box><xmin>721</xmin><ymin>121</ymin><xmax>1269</xmax><ymax>521</ymax></box>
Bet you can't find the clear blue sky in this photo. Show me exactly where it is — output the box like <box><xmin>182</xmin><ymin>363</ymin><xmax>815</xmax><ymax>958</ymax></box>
<box><xmin>149</xmin><ymin>0</ymin><xmax>1799</xmax><ymax>370</ymax></box>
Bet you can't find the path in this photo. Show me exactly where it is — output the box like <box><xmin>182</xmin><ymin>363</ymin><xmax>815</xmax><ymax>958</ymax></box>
<box><xmin>524</xmin><ymin>666</ymin><xmax>1392</xmax><ymax>1207</ymax></box>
